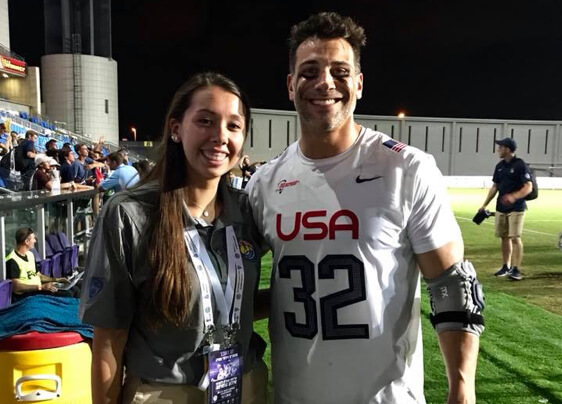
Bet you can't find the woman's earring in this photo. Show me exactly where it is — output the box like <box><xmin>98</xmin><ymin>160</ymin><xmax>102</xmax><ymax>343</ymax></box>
<box><xmin>171</xmin><ymin>134</ymin><xmax>180</xmax><ymax>143</ymax></box>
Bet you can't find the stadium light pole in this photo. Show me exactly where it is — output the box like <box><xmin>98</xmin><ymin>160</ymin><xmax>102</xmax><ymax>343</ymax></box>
<box><xmin>131</xmin><ymin>126</ymin><xmax>137</xmax><ymax>142</ymax></box>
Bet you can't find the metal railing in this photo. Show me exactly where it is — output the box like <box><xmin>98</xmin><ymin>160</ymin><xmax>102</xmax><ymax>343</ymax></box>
<box><xmin>0</xmin><ymin>188</ymin><xmax>98</xmax><ymax>281</ymax></box>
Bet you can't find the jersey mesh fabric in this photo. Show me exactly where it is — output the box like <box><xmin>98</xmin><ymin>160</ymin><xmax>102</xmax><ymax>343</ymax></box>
<box><xmin>247</xmin><ymin>127</ymin><xmax>461</xmax><ymax>404</ymax></box>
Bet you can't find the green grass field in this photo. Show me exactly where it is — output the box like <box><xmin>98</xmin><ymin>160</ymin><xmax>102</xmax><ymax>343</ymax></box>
<box><xmin>254</xmin><ymin>188</ymin><xmax>562</xmax><ymax>404</ymax></box>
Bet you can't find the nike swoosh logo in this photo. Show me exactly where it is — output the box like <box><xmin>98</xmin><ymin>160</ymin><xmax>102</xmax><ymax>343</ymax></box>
<box><xmin>356</xmin><ymin>175</ymin><xmax>383</xmax><ymax>183</ymax></box>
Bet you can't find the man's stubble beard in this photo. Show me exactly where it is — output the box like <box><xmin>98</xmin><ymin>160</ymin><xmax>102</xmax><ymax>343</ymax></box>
<box><xmin>295</xmin><ymin>96</ymin><xmax>357</xmax><ymax>134</ymax></box>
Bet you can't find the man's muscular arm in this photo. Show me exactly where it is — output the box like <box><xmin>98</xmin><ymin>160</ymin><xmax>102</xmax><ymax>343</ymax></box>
<box><xmin>416</xmin><ymin>240</ymin><xmax>480</xmax><ymax>404</ymax></box>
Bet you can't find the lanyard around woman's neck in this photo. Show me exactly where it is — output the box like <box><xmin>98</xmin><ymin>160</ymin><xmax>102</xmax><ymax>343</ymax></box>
<box><xmin>182</xmin><ymin>203</ymin><xmax>244</xmax><ymax>344</ymax></box>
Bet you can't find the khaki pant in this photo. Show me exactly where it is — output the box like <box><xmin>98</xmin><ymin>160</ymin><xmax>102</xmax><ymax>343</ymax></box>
<box><xmin>495</xmin><ymin>211</ymin><xmax>525</xmax><ymax>238</ymax></box>
<box><xmin>122</xmin><ymin>359</ymin><xmax>267</xmax><ymax>404</ymax></box>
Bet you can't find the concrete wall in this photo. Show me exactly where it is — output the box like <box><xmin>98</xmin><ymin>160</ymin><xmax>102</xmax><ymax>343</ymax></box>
<box><xmin>0</xmin><ymin>0</ymin><xmax>9</xmax><ymax>49</ymax></box>
<box><xmin>0</xmin><ymin>67</ymin><xmax>41</xmax><ymax>113</ymax></box>
<box><xmin>244</xmin><ymin>109</ymin><xmax>298</xmax><ymax>163</ymax></box>
<box><xmin>0</xmin><ymin>98</ymin><xmax>29</xmax><ymax>113</ymax></box>
<box><xmin>249</xmin><ymin>109</ymin><xmax>562</xmax><ymax>176</ymax></box>
<box><xmin>41</xmin><ymin>54</ymin><xmax>118</xmax><ymax>144</ymax></box>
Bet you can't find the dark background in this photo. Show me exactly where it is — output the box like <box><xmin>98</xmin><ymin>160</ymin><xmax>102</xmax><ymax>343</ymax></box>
<box><xmin>8</xmin><ymin>0</ymin><xmax>562</xmax><ymax>141</ymax></box>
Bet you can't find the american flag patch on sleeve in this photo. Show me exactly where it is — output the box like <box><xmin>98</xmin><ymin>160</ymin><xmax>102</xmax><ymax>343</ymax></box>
<box><xmin>383</xmin><ymin>139</ymin><xmax>407</xmax><ymax>153</ymax></box>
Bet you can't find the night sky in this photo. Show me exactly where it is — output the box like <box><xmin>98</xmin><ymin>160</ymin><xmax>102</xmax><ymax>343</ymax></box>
<box><xmin>8</xmin><ymin>0</ymin><xmax>562</xmax><ymax>141</ymax></box>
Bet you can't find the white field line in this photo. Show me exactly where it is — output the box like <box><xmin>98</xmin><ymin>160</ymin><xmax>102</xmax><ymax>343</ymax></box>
<box><xmin>524</xmin><ymin>220</ymin><xmax>562</xmax><ymax>222</ymax></box>
<box><xmin>455</xmin><ymin>216</ymin><xmax>558</xmax><ymax>236</ymax></box>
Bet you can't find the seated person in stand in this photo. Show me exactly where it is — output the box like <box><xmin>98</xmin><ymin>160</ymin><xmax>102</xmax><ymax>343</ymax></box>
<box><xmin>6</xmin><ymin>228</ymin><xmax>71</xmax><ymax>302</ymax></box>
<box><xmin>98</xmin><ymin>151</ymin><xmax>139</xmax><ymax>193</ymax></box>
<box><xmin>131</xmin><ymin>159</ymin><xmax>153</xmax><ymax>183</ymax></box>
<box><xmin>31</xmin><ymin>154</ymin><xmax>76</xmax><ymax>191</ymax></box>
<box><xmin>58</xmin><ymin>149</ymin><xmax>93</xmax><ymax>190</ymax></box>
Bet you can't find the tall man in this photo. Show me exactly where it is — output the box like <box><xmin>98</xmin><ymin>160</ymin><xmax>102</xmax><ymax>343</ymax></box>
<box><xmin>479</xmin><ymin>138</ymin><xmax>532</xmax><ymax>281</ymax></box>
<box><xmin>247</xmin><ymin>12</ymin><xmax>484</xmax><ymax>404</ymax></box>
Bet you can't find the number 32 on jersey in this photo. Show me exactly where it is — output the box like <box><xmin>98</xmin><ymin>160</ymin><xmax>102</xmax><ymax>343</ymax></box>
<box><xmin>278</xmin><ymin>254</ymin><xmax>369</xmax><ymax>340</ymax></box>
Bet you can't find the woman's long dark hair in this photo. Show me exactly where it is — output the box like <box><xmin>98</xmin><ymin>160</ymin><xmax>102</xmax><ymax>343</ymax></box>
<box><xmin>145</xmin><ymin>72</ymin><xmax>250</xmax><ymax>327</ymax></box>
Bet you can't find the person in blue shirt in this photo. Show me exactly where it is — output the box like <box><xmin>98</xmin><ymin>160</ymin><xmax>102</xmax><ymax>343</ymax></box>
<box><xmin>14</xmin><ymin>130</ymin><xmax>38</xmax><ymax>189</ymax></box>
<box><xmin>58</xmin><ymin>148</ymin><xmax>92</xmax><ymax>190</ymax></box>
<box><xmin>73</xmin><ymin>143</ymin><xmax>105</xmax><ymax>184</ymax></box>
<box><xmin>59</xmin><ymin>148</ymin><xmax>77</xmax><ymax>184</ymax></box>
<box><xmin>99</xmin><ymin>152</ymin><xmax>139</xmax><ymax>192</ymax></box>
<box><xmin>479</xmin><ymin>138</ymin><xmax>533</xmax><ymax>280</ymax></box>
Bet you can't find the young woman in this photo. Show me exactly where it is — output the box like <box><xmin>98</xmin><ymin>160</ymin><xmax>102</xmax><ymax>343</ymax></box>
<box><xmin>80</xmin><ymin>73</ymin><xmax>267</xmax><ymax>404</ymax></box>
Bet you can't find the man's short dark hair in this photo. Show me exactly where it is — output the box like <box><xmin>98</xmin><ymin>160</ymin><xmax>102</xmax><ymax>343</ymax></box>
<box><xmin>288</xmin><ymin>12</ymin><xmax>366</xmax><ymax>73</ymax></box>
<box><xmin>46</xmin><ymin>139</ymin><xmax>57</xmax><ymax>149</ymax></box>
<box><xmin>25</xmin><ymin>130</ymin><xmax>37</xmax><ymax>140</ymax></box>
<box><xmin>15</xmin><ymin>227</ymin><xmax>34</xmax><ymax>245</ymax></box>
<box><xmin>74</xmin><ymin>143</ymin><xmax>87</xmax><ymax>154</ymax></box>
<box><xmin>58</xmin><ymin>148</ymin><xmax>71</xmax><ymax>162</ymax></box>
<box><xmin>0</xmin><ymin>123</ymin><xmax>6</xmax><ymax>130</ymax></box>
<box><xmin>107</xmin><ymin>151</ymin><xmax>124</xmax><ymax>165</ymax></box>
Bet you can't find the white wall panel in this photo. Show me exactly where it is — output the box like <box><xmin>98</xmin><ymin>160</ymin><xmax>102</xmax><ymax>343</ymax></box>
<box><xmin>250</xmin><ymin>109</ymin><xmax>562</xmax><ymax>176</ymax></box>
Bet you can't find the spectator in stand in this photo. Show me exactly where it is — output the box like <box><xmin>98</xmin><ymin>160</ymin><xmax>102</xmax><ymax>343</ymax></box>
<box><xmin>73</xmin><ymin>143</ymin><xmax>105</xmax><ymax>185</ymax></box>
<box><xmin>6</xmin><ymin>227</ymin><xmax>70</xmax><ymax>302</ymax></box>
<box><xmin>99</xmin><ymin>151</ymin><xmax>139</xmax><ymax>193</ymax></box>
<box><xmin>9</xmin><ymin>131</ymin><xmax>19</xmax><ymax>149</ymax></box>
<box><xmin>45</xmin><ymin>139</ymin><xmax>59</xmax><ymax>160</ymax></box>
<box><xmin>14</xmin><ymin>130</ymin><xmax>38</xmax><ymax>189</ymax></box>
<box><xmin>89</xmin><ymin>149</ymin><xmax>99</xmax><ymax>161</ymax></box>
<box><xmin>117</xmin><ymin>147</ymin><xmax>131</xmax><ymax>165</ymax></box>
<box><xmin>228</xmin><ymin>170</ymin><xmax>243</xmax><ymax>189</ymax></box>
<box><xmin>132</xmin><ymin>160</ymin><xmax>152</xmax><ymax>182</ymax></box>
<box><xmin>59</xmin><ymin>148</ymin><xmax>75</xmax><ymax>184</ymax></box>
<box><xmin>85</xmin><ymin>148</ymin><xmax>106</xmax><ymax>219</ymax></box>
<box><xmin>0</xmin><ymin>123</ymin><xmax>9</xmax><ymax>155</ymax></box>
<box><xmin>88</xmin><ymin>149</ymin><xmax>105</xmax><ymax>185</ymax></box>
<box><xmin>58</xmin><ymin>149</ymin><xmax>93</xmax><ymax>190</ymax></box>
<box><xmin>31</xmin><ymin>154</ymin><xmax>76</xmax><ymax>191</ymax></box>
<box><xmin>46</xmin><ymin>139</ymin><xmax>57</xmax><ymax>151</ymax></box>
<box><xmin>92</xmin><ymin>136</ymin><xmax>106</xmax><ymax>155</ymax></box>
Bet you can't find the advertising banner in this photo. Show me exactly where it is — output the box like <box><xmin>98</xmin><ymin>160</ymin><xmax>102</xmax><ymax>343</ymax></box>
<box><xmin>0</xmin><ymin>55</ymin><xmax>27</xmax><ymax>77</ymax></box>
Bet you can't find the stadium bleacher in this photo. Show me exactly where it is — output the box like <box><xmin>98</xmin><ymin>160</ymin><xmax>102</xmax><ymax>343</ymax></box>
<box><xmin>0</xmin><ymin>107</ymin><xmax>145</xmax><ymax>192</ymax></box>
